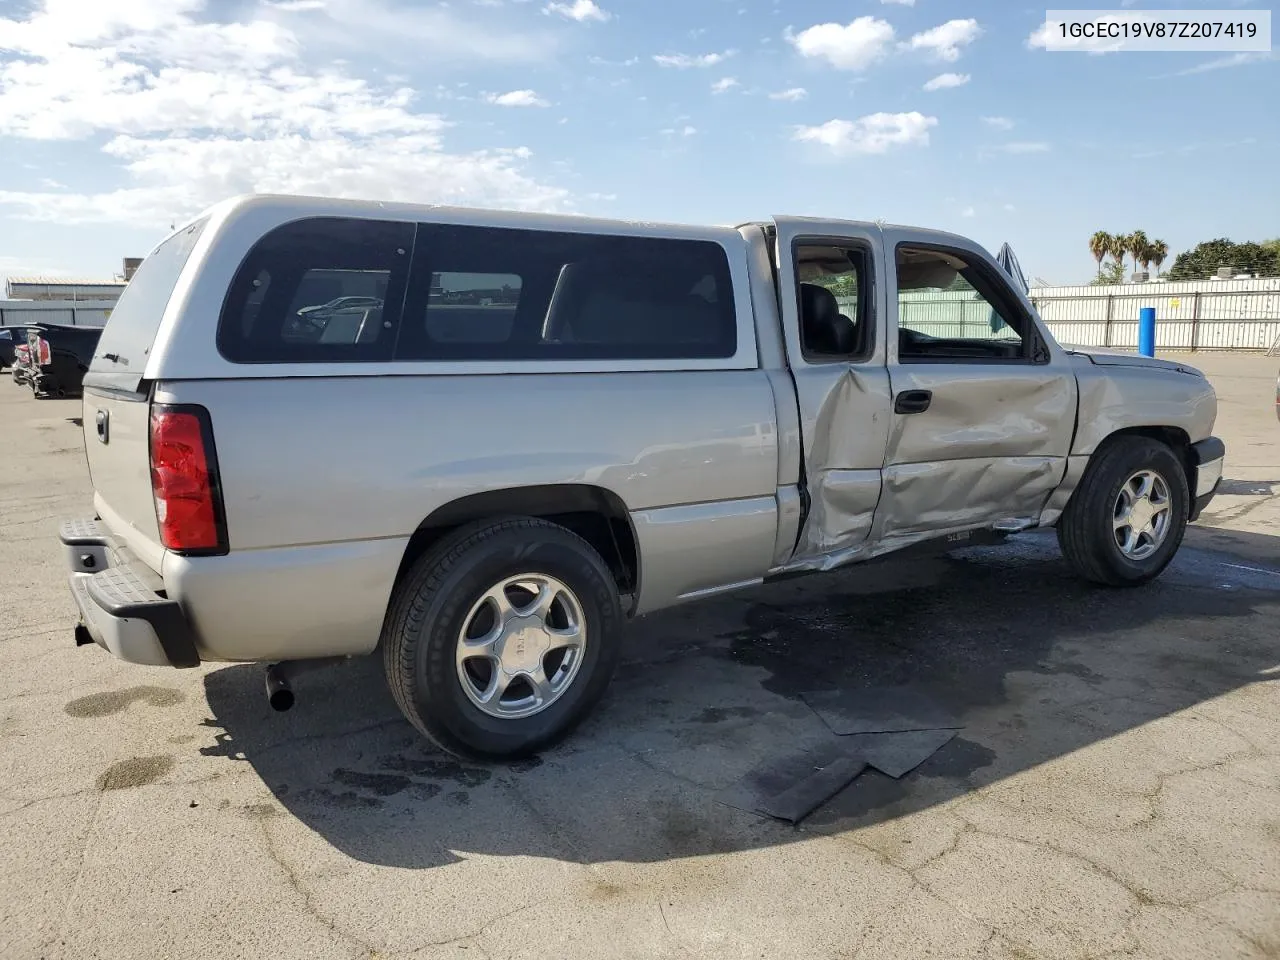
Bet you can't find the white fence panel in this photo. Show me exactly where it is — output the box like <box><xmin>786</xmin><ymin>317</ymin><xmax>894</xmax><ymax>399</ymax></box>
<box><xmin>1046</xmin><ymin>321</ymin><xmax>1108</xmax><ymax>347</ymax></box>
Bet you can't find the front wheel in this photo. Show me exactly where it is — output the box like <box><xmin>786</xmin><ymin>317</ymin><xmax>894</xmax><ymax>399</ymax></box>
<box><xmin>1056</xmin><ymin>437</ymin><xmax>1190</xmax><ymax>587</ymax></box>
<box><xmin>382</xmin><ymin>517</ymin><xmax>624</xmax><ymax>760</ymax></box>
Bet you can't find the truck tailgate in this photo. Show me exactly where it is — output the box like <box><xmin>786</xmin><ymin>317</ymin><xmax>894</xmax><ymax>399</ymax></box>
<box><xmin>77</xmin><ymin>219</ymin><xmax>208</xmax><ymax>573</ymax></box>
<box><xmin>82</xmin><ymin>389</ymin><xmax>165</xmax><ymax>571</ymax></box>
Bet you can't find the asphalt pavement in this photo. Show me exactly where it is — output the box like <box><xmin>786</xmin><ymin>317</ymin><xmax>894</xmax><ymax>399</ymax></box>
<box><xmin>1</xmin><ymin>352</ymin><xmax>1278</xmax><ymax>959</ymax></box>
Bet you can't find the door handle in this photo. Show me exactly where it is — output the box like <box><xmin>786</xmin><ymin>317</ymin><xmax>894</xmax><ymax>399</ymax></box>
<box><xmin>894</xmin><ymin>389</ymin><xmax>932</xmax><ymax>415</ymax></box>
<box><xmin>95</xmin><ymin>408</ymin><xmax>109</xmax><ymax>443</ymax></box>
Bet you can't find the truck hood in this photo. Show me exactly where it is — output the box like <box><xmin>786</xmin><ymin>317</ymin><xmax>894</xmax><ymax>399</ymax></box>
<box><xmin>1064</xmin><ymin>347</ymin><xmax>1204</xmax><ymax>378</ymax></box>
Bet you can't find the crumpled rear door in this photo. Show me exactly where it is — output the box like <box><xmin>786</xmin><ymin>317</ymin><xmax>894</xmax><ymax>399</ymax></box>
<box><xmin>771</xmin><ymin>216</ymin><xmax>892</xmax><ymax>571</ymax></box>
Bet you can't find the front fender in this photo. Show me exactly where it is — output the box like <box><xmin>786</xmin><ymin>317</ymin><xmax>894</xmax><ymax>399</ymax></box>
<box><xmin>1069</xmin><ymin>355</ymin><xmax>1217</xmax><ymax>456</ymax></box>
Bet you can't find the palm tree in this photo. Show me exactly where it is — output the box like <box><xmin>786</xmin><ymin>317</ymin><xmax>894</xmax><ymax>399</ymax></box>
<box><xmin>1128</xmin><ymin>230</ymin><xmax>1149</xmax><ymax>276</ymax></box>
<box><xmin>1150</xmin><ymin>239</ymin><xmax>1169</xmax><ymax>277</ymax></box>
<box><xmin>1089</xmin><ymin>231</ymin><xmax>1111</xmax><ymax>277</ymax></box>
<box><xmin>1109</xmin><ymin>233</ymin><xmax>1130</xmax><ymax>273</ymax></box>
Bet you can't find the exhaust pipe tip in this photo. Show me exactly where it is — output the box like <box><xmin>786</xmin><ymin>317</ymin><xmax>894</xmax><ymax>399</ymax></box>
<box><xmin>265</xmin><ymin>665</ymin><xmax>295</xmax><ymax>712</ymax></box>
<box><xmin>263</xmin><ymin>657</ymin><xmax>347</xmax><ymax>713</ymax></box>
<box><xmin>269</xmin><ymin>687</ymin><xmax>295</xmax><ymax>712</ymax></box>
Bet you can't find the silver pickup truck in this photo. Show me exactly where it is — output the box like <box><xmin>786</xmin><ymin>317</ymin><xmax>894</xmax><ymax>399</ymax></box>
<box><xmin>61</xmin><ymin>195</ymin><xmax>1224</xmax><ymax>759</ymax></box>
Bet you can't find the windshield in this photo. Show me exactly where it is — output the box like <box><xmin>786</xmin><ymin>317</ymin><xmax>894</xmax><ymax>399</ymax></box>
<box><xmin>89</xmin><ymin>217</ymin><xmax>207</xmax><ymax>390</ymax></box>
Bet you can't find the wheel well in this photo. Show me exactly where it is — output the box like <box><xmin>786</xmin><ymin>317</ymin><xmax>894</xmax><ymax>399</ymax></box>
<box><xmin>392</xmin><ymin>484</ymin><xmax>639</xmax><ymax>604</ymax></box>
<box><xmin>1097</xmin><ymin>426</ymin><xmax>1195</xmax><ymax>492</ymax></box>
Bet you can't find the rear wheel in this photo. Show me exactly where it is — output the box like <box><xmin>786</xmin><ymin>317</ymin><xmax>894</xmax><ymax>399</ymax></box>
<box><xmin>1056</xmin><ymin>437</ymin><xmax>1189</xmax><ymax>586</ymax></box>
<box><xmin>382</xmin><ymin>517</ymin><xmax>623</xmax><ymax>760</ymax></box>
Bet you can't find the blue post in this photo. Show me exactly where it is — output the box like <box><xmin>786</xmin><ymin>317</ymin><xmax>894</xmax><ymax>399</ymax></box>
<box><xmin>1138</xmin><ymin>306</ymin><xmax>1156</xmax><ymax>357</ymax></box>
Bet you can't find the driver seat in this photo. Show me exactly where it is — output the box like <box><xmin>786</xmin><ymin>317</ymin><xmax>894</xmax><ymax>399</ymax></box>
<box><xmin>799</xmin><ymin>284</ymin><xmax>856</xmax><ymax>356</ymax></box>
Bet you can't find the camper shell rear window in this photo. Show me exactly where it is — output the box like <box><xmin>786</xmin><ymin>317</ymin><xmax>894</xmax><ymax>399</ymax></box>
<box><xmin>87</xmin><ymin>218</ymin><xmax>207</xmax><ymax>391</ymax></box>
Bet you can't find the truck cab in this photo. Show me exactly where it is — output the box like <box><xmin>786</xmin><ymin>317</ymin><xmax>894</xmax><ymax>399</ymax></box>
<box><xmin>763</xmin><ymin>217</ymin><xmax>1219</xmax><ymax>575</ymax></box>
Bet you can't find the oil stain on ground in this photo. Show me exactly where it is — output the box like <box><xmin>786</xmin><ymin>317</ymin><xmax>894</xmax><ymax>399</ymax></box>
<box><xmin>66</xmin><ymin>685</ymin><xmax>184</xmax><ymax>719</ymax></box>
<box><xmin>294</xmin><ymin>750</ymin><xmax>496</xmax><ymax>810</ymax></box>
<box><xmin>96</xmin><ymin>755</ymin><xmax>175</xmax><ymax>791</ymax></box>
<box><xmin>694</xmin><ymin>706</ymin><xmax>758</xmax><ymax>724</ymax></box>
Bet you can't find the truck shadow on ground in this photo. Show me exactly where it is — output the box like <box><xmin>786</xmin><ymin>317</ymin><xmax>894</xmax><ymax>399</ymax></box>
<box><xmin>201</xmin><ymin>530</ymin><xmax>1280</xmax><ymax>869</ymax></box>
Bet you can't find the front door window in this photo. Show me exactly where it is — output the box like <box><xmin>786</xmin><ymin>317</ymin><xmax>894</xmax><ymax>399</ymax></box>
<box><xmin>896</xmin><ymin>246</ymin><xmax>1043</xmax><ymax>362</ymax></box>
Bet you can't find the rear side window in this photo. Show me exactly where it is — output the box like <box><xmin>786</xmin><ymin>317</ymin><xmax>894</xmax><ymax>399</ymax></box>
<box><xmin>89</xmin><ymin>218</ymin><xmax>207</xmax><ymax>389</ymax></box>
<box><xmin>395</xmin><ymin>223</ymin><xmax>737</xmax><ymax>361</ymax></box>
<box><xmin>218</xmin><ymin>217</ymin><xmax>414</xmax><ymax>363</ymax></box>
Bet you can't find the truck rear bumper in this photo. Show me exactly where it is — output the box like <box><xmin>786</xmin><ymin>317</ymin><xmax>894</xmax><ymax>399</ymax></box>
<box><xmin>1188</xmin><ymin>436</ymin><xmax>1225</xmax><ymax>523</ymax></box>
<box><xmin>61</xmin><ymin>519</ymin><xmax>200</xmax><ymax>668</ymax></box>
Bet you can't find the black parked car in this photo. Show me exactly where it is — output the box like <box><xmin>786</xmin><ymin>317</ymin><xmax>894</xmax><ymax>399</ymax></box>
<box><xmin>0</xmin><ymin>327</ymin><xmax>19</xmax><ymax>369</ymax></box>
<box><xmin>22</xmin><ymin>324</ymin><xmax>104</xmax><ymax>398</ymax></box>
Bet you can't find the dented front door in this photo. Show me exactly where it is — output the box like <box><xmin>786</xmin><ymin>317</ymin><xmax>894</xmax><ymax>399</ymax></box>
<box><xmin>874</xmin><ymin>228</ymin><xmax>1077</xmax><ymax>543</ymax></box>
<box><xmin>772</xmin><ymin>216</ymin><xmax>893</xmax><ymax>568</ymax></box>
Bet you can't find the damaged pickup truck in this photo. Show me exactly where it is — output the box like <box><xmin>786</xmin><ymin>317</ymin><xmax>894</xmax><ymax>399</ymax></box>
<box><xmin>62</xmin><ymin>196</ymin><xmax>1224</xmax><ymax>759</ymax></box>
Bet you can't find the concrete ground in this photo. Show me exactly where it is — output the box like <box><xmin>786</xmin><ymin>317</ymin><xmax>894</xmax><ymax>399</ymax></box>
<box><xmin>1</xmin><ymin>352</ymin><xmax>1278</xmax><ymax>960</ymax></box>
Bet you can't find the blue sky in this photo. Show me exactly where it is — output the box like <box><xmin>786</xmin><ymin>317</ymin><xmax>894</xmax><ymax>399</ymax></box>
<box><xmin>0</xmin><ymin>0</ymin><xmax>1275</xmax><ymax>286</ymax></box>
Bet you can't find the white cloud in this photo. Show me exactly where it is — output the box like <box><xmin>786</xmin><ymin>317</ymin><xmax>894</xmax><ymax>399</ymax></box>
<box><xmin>486</xmin><ymin>89</ymin><xmax>550</xmax><ymax>107</ymax></box>
<box><xmin>769</xmin><ymin>87</ymin><xmax>808</xmax><ymax>101</ymax></box>
<box><xmin>274</xmin><ymin>0</ymin><xmax>559</xmax><ymax>65</ymax></box>
<box><xmin>1172</xmin><ymin>51</ymin><xmax>1274</xmax><ymax>75</ymax></box>
<box><xmin>0</xmin><ymin>136</ymin><xmax>566</xmax><ymax>225</ymax></box>
<box><xmin>661</xmin><ymin>125</ymin><xmax>697</xmax><ymax>137</ymax></box>
<box><xmin>653</xmin><ymin>50</ymin><xmax>734</xmax><ymax>68</ymax></box>
<box><xmin>1003</xmin><ymin>203</ymin><xmax>1016</xmax><ymax>212</ymax></box>
<box><xmin>788</xmin><ymin>17</ymin><xmax>895</xmax><ymax>71</ymax></box>
<box><xmin>981</xmin><ymin>115</ymin><xmax>1014</xmax><ymax>130</ymax></box>
<box><xmin>793</xmin><ymin>112</ymin><xmax>937</xmax><ymax>156</ymax></box>
<box><xmin>0</xmin><ymin>0</ymin><xmax>566</xmax><ymax>225</ymax></box>
<box><xmin>543</xmin><ymin>1</ymin><xmax>610</xmax><ymax>22</ymax></box>
<box><xmin>903</xmin><ymin>19</ymin><xmax>981</xmax><ymax>62</ymax></box>
<box><xmin>711</xmin><ymin>77</ymin><xmax>739</xmax><ymax>94</ymax></box>
<box><xmin>268</xmin><ymin>0</ymin><xmax>326</xmax><ymax>11</ymax></box>
<box><xmin>1026</xmin><ymin>17</ymin><xmax>1117</xmax><ymax>54</ymax></box>
<box><xmin>0</xmin><ymin>54</ymin><xmax>443</xmax><ymax>140</ymax></box>
<box><xmin>1027</xmin><ymin>21</ymin><xmax>1054</xmax><ymax>49</ymax></box>
<box><xmin>38</xmin><ymin>177</ymin><xmax>66</xmax><ymax>188</ymax></box>
<box><xmin>997</xmin><ymin>142</ymin><xmax>1050</xmax><ymax>154</ymax></box>
<box><xmin>922</xmin><ymin>72</ymin><xmax>969</xmax><ymax>91</ymax></box>
<box><xmin>961</xmin><ymin>206</ymin><xmax>975</xmax><ymax>218</ymax></box>
<box><xmin>0</xmin><ymin>254</ymin><xmax>71</xmax><ymax>277</ymax></box>
<box><xmin>881</xmin><ymin>0</ymin><xmax>914</xmax><ymax>5</ymax></box>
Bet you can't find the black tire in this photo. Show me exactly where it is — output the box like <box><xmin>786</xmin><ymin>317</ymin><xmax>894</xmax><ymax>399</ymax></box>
<box><xmin>1056</xmin><ymin>436</ymin><xmax>1190</xmax><ymax>587</ymax></box>
<box><xmin>382</xmin><ymin>517</ymin><xmax>624</xmax><ymax>760</ymax></box>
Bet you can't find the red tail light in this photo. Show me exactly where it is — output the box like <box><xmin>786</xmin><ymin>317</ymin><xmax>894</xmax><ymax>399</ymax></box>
<box><xmin>37</xmin><ymin>337</ymin><xmax>51</xmax><ymax>365</ymax></box>
<box><xmin>149</xmin><ymin>405</ymin><xmax>227</xmax><ymax>555</ymax></box>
